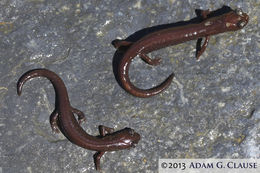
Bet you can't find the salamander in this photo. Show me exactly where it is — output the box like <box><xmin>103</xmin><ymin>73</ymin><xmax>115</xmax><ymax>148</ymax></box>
<box><xmin>113</xmin><ymin>7</ymin><xmax>249</xmax><ymax>98</ymax></box>
<box><xmin>17</xmin><ymin>69</ymin><xmax>140</xmax><ymax>170</ymax></box>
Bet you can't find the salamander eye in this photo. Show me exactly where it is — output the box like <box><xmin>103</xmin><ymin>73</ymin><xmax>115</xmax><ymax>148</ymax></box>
<box><xmin>129</xmin><ymin>129</ymin><xmax>135</xmax><ymax>136</ymax></box>
<box><xmin>235</xmin><ymin>8</ymin><xmax>243</xmax><ymax>16</ymax></box>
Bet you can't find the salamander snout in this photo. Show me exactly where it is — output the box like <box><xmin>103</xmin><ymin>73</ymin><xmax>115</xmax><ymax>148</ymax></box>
<box><xmin>130</xmin><ymin>129</ymin><xmax>141</xmax><ymax>147</ymax></box>
<box><xmin>225</xmin><ymin>8</ymin><xmax>249</xmax><ymax>31</ymax></box>
<box><xmin>235</xmin><ymin>8</ymin><xmax>249</xmax><ymax>28</ymax></box>
<box><xmin>123</xmin><ymin>128</ymin><xmax>141</xmax><ymax>147</ymax></box>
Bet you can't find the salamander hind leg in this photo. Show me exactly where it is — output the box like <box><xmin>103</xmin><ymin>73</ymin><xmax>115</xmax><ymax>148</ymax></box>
<box><xmin>98</xmin><ymin>125</ymin><xmax>114</xmax><ymax>136</ymax></box>
<box><xmin>196</xmin><ymin>36</ymin><xmax>210</xmax><ymax>60</ymax></box>
<box><xmin>50</xmin><ymin>110</ymin><xmax>60</xmax><ymax>133</ymax></box>
<box><xmin>140</xmin><ymin>53</ymin><xmax>162</xmax><ymax>66</ymax></box>
<box><xmin>93</xmin><ymin>151</ymin><xmax>105</xmax><ymax>171</ymax></box>
<box><xmin>112</xmin><ymin>39</ymin><xmax>133</xmax><ymax>49</ymax></box>
<box><xmin>71</xmin><ymin>107</ymin><xmax>86</xmax><ymax>125</ymax></box>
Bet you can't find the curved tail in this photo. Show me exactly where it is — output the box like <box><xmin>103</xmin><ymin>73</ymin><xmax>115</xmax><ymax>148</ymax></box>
<box><xmin>17</xmin><ymin>69</ymin><xmax>68</xmax><ymax>100</ymax></box>
<box><xmin>120</xmin><ymin>72</ymin><xmax>174</xmax><ymax>98</ymax></box>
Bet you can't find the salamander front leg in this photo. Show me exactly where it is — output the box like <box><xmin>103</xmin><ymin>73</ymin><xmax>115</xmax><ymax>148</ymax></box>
<box><xmin>195</xmin><ymin>9</ymin><xmax>211</xmax><ymax>60</ymax></box>
<box><xmin>98</xmin><ymin>125</ymin><xmax>114</xmax><ymax>136</ymax></box>
<box><xmin>93</xmin><ymin>125</ymin><xmax>114</xmax><ymax>170</ymax></box>
<box><xmin>50</xmin><ymin>110</ymin><xmax>60</xmax><ymax>133</ymax></box>
<box><xmin>94</xmin><ymin>151</ymin><xmax>105</xmax><ymax>171</ymax></box>
<box><xmin>200</xmin><ymin>9</ymin><xmax>210</xmax><ymax>19</ymax></box>
<box><xmin>196</xmin><ymin>36</ymin><xmax>210</xmax><ymax>60</ymax></box>
<box><xmin>71</xmin><ymin>107</ymin><xmax>86</xmax><ymax>124</ymax></box>
<box><xmin>139</xmin><ymin>53</ymin><xmax>161</xmax><ymax>66</ymax></box>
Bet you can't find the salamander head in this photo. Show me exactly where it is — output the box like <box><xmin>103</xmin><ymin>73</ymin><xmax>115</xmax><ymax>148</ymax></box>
<box><xmin>115</xmin><ymin>128</ymin><xmax>141</xmax><ymax>149</ymax></box>
<box><xmin>224</xmin><ymin>8</ymin><xmax>249</xmax><ymax>31</ymax></box>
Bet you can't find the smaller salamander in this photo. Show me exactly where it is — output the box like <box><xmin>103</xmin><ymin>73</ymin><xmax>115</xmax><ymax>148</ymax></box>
<box><xmin>113</xmin><ymin>7</ymin><xmax>249</xmax><ymax>98</ymax></box>
<box><xmin>17</xmin><ymin>69</ymin><xmax>140</xmax><ymax>170</ymax></box>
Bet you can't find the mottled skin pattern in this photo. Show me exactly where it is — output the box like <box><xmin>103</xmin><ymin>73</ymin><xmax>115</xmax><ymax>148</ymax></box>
<box><xmin>17</xmin><ymin>69</ymin><xmax>140</xmax><ymax>170</ymax></box>
<box><xmin>114</xmin><ymin>8</ymin><xmax>249</xmax><ymax>98</ymax></box>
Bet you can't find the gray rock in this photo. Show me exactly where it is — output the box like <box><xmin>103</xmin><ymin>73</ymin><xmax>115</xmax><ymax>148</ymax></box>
<box><xmin>0</xmin><ymin>0</ymin><xmax>259</xmax><ymax>172</ymax></box>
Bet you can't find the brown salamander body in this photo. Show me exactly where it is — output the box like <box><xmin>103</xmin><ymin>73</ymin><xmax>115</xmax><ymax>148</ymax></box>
<box><xmin>113</xmin><ymin>8</ymin><xmax>249</xmax><ymax>98</ymax></box>
<box><xmin>17</xmin><ymin>69</ymin><xmax>140</xmax><ymax>170</ymax></box>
